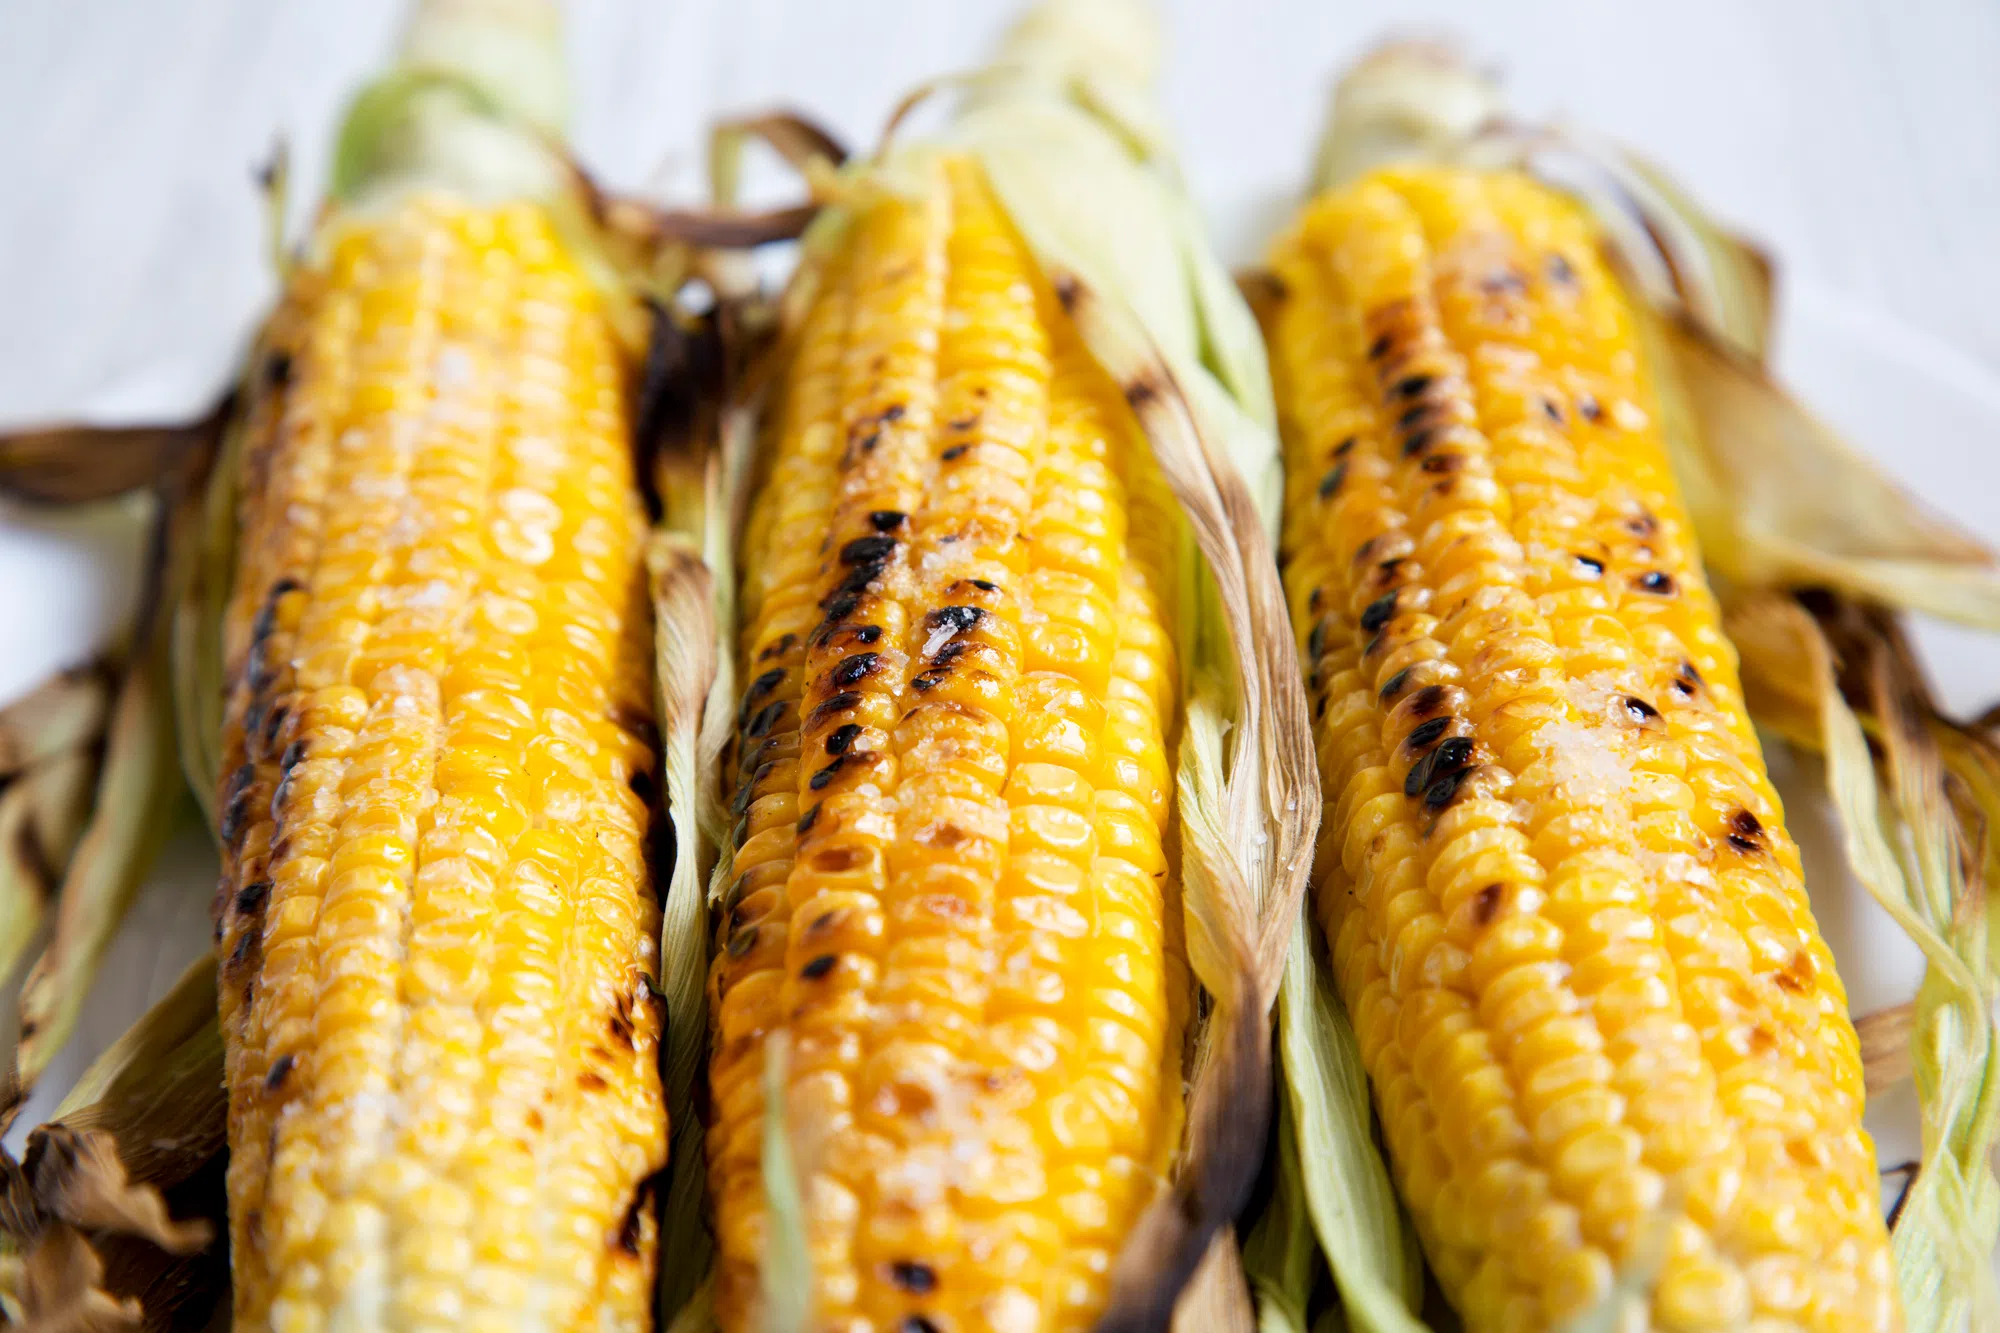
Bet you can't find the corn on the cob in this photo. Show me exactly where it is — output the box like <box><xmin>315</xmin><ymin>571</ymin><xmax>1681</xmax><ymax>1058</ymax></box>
<box><xmin>1264</xmin><ymin>166</ymin><xmax>1897</xmax><ymax>1332</ymax></box>
<box><xmin>209</xmin><ymin>10</ymin><xmax>667</xmax><ymax>1329</ymax></box>
<box><xmin>710</xmin><ymin>153</ymin><xmax>1187</xmax><ymax>1333</ymax></box>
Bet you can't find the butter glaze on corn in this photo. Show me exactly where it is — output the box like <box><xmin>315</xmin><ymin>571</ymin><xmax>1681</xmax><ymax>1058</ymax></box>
<box><xmin>1265</xmin><ymin>166</ymin><xmax>1897</xmax><ymax>1332</ymax></box>
<box><xmin>214</xmin><ymin>196</ymin><xmax>666</xmax><ymax>1333</ymax></box>
<box><xmin>710</xmin><ymin>155</ymin><xmax>1186</xmax><ymax>1333</ymax></box>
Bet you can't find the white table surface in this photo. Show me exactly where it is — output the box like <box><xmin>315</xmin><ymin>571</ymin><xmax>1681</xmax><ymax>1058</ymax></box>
<box><xmin>0</xmin><ymin>0</ymin><xmax>1994</xmax><ymax>1236</ymax></box>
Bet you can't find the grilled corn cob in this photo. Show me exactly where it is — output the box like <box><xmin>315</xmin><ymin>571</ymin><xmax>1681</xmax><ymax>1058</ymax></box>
<box><xmin>708</xmin><ymin>152</ymin><xmax>1187</xmax><ymax>1332</ymax></box>
<box><xmin>1264</xmin><ymin>167</ymin><xmax>1897</xmax><ymax>1331</ymax></box>
<box><xmin>210</xmin><ymin>4</ymin><xmax>667</xmax><ymax>1329</ymax></box>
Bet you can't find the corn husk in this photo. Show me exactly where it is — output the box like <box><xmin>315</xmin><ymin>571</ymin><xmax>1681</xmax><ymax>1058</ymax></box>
<box><xmin>1255</xmin><ymin>36</ymin><xmax>2000</xmax><ymax>1333</ymax></box>
<box><xmin>4</xmin><ymin>438</ymin><xmax>212</xmax><ymax>1116</ymax></box>
<box><xmin>0</xmin><ymin>957</ymin><xmax>225</xmax><ymax>1331</ymax></box>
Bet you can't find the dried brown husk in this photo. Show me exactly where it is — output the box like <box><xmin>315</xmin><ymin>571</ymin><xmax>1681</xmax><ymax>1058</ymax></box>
<box><xmin>0</xmin><ymin>423</ymin><xmax>213</xmax><ymax>510</ymax></box>
<box><xmin>0</xmin><ymin>957</ymin><xmax>226</xmax><ymax>1332</ymax></box>
<box><xmin>0</xmin><ymin>747</ymin><xmax>102</xmax><ymax>990</ymax></box>
<box><xmin>5</xmin><ymin>432</ymin><xmax>215</xmax><ymax>1114</ymax></box>
<box><xmin>0</xmin><ymin>666</ymin><xmax>112</xmax><ymax>782</ymax></box>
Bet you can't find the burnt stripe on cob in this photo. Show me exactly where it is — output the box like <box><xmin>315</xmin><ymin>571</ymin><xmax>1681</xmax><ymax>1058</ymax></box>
<box><xmin>1264</xmin><ymin>166</ymin><xmax>1897</xmax><ymax>1332</ymax></box>
<box><xmin>709</xmin><ymin>154</ymin><xmax>1188</xmax><ymax>1333</ymax></box>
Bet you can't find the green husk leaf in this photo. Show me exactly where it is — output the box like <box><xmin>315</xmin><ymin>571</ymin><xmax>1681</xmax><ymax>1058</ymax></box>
<box><xmin>1733</xmin><ymin>595</ymin><xmax>2000</xmax><ymax>1328</ymax></box>
<box><xmin>1658</xmin><ymin>313</ymin><xmax>2000</xmax><ymax>629</ymax></box>
<box><xmin>170</xmin><ymin>409</ymin><xmax>240</xmax><ymax>831</ymax></box>
<box><xmin>0</xmin><ymin>668</ymin><xmax>111</xmax><ymax>781</ymax></box>
<box><xmin>756</xmin><ymin>1034</ymin><xmax>810</xmax><ymax>1333</ymax></box>
<box><xmin>8</xmin><ymin>446</ymin><xmax>212</xmax><ymax>1107</ymax></box>
<box><xmin>1274</xmin><ymin>916</ymin><xmax>1426</xmax><ymax>1333</ymax></box>
<box><xmin>0</xmin><ymin>748</ymin><xmax>101</xmax><ymax>988</ymax></box>
<box><xmin>329</xmin><ymin>0</ymin><xmax>566</xmax><ymax>210</ymax></box>
<box><xmin>1240</xmin><ymin>1090</ymin><xmax>1320</xmax><ymax>1333</ymax></box>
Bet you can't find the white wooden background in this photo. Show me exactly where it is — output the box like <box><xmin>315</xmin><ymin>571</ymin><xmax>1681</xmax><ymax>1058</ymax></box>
<box><xmin>1</xmin><ymin>0</ymin><xmax>1996</xmax><ymax>1203</ymax></box>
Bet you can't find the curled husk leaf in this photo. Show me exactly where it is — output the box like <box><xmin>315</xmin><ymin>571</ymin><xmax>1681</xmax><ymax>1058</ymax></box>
<box><xmin>0</xmin><ymin>747</ymin><xmax>102</xmax><ymax>992</ymax></box>
<box><xmin>6</xmin><ymin>435</ymin><xmax>214</xmax><ymax>1112</ymax></box>
<box><xmin>0</xmin><ymin>956</ymin><xmax>226</xmax><ymax>1332</ymax></box>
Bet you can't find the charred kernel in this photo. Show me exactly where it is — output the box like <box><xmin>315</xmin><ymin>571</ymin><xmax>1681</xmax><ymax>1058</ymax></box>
<box><xmin>262</xmin><ymin>703</ymin><xmax>289</xmax><ymax>748</ymax></box>
<box><xmin>1405</xmin><ymin>735</ymin><xmax>1474</xmax><ymax>798</ymax></box>
<box><xmin>264</xmin><ymin>1054</ymin><xmax>295</xmax><ymax>1092</ymax></box>
<box><xmin>745</xmin><ymin>700</ymin><xmax>786</xmax><ymax>739</ymax></box>
<box><xmin>1306</xmin><ymin>621</ymin><xmax>1327</xmax><ymax>660</ymax></box>
<box><xmin>279</xmin><ymin>739</ymin><xmax>308</xmax><ymax>774</ymax></box>
<box><xmin>1471</xmin><ymin>883</ymin><xmax>1504</xmax><ymax>926</ymax></box>
<box><xmin>1635</xmin><ymin>571</ymin><xmax>1676</xmax><ymax>596</ymax></box>
<box><xmin>1419</xmin><ymin>452</ymin><xmax>1462</xmax><ymax>475</ymax></box>
<box><xmin>911</xmin><ymin>671</ymin><xmax>944</xmax><ymax>692</ymax></box>
<box><xmin>1401</xmin><ymin>428</ymin><xmax>1438</xmax><ymax>458</ymax></box>
<box><xmin>809</xmin><ymin>692</ymin><xmax>863</xmax><ymax>725</ymax></box>
<box><xmin>826</xmin><ymin>723</ymin><xmax>862</xmax><ymax>755</ymax></box>
<box><xmin>1674</xmin><ymin>660</ymin><xmax>1704</xmax><ymax>697</ymax></box>
<box><xmin>1542</xmin><ymin>397</ymin><xmax>1565</xmax><ymax>424</ymax></box>
<box><xmin>1627</xmin><ymin>508</ymin><xmax>1659</xmax><ymax>537</ymax></box>
<box><xmin>796</xmin><ymin>805</ymin><xmax>820</xmax><ymax>836</ymax></box>
<box><xmin>1308</xmin><ymin>587</ymin><xmax>1324</xmax><ymax>613</ymax></box>
<box><xmin>726</xmin><ymin>927</ymin><xmax>758</xmax><ymax>958</ymax></box>
<box><xmin>1318</xmin><ymin>464</ymin><xmax>1347</xmax><ymax>499</ymax></box>
<box><xmin>890</xmin><ymin>1262</ymin><xmax>938</xmax><ymax>1294</ymax></box>
<box><xmin>851</xmin><ymin>624</ymin><xmax>883</xmax><ymax>645</ymax></box>
<box><xmin>1727</xmin><ymin>809</ymin><xmax>1764</xmax><ymax>853</ymax></box>
<box><xmin>1334</xmin><ymin>435</ymin><xmax>1359</xmax><ymax>457</ymax></box>
<box><xmin>946</xmin><ymin>413</ymin><xmax>981</xmax><ymax>432</ymax></box>
<box><xmin>1407</xmin><ymin>684</ymin><xmax>1450</xmax><ymax>720</ymax></box>
<box><xmin>939</xmin><ymin>444</ymin><xmax>971</xmax><ymax>462</ymax></box>
<box><xmin>933</xmin><ymin>641</ymin><xmax>970</xmax><ymax>669</ymax></box>
<box><xmin>819</xmin><ymin>592</ymin><xmax>861</xmax><ymax>623</ymax></box>
<box><xmin>970</xmin><ymin>578</ymin><xmax>998</xmax><ymax>593</ymax></box>
<box><xmin>1574</xmin><ymin>554</ymin><xmax>1605</xmax><ymax>577</ymax></box>
<box><xmin>759</xmin><ymin>632</ymin><xmax>797</xmax><ymax>661</ymax></box>
<box><xmin>1389</xmin><ymin>373</ymin><xmax>1434</xmax><ymax>401</ymax></box>
<box><xmin>220</xmin><ymin>794</ymin><xmax>253</xmax><ymax>846</ymax></box>
<box><xmin>744</xmin><ymin>667</ymin><xmax>784</xmax><ymax>706</ymax></box>
<box><xmin>926</xmin><ymin>605</ymin><xmax>984</xmax><ymax>634</ymax></box>
<box><xmin>869</xmin><ymin>510</ymin><xmax>907</xmax><ymax>532</ymax></box>
<box><xmin>840</xmin><ymin>535</ymin><xmax>897</xmax><ymax>566</ymax></box>
<box><xmin>235</xmin><ymin>880</ymin><xmax>273</xmax><ymax>916</ymax></box>
<box><xmin>901</xmin><ymin>1319</ymin><xmax>941</xmax><ymax>1333</ymax></box>
<box><xmin>831</xmin><ymin>653</ymin><xmax>879</xmax><ymax>687</ymax></box>
<box><xmin>800</xmin><ymin>954</ymin><xmax>837</xmax><ymax>980</ymax></box>
<box><xmin>1405</xmin><ymin>717</ymin><xmax>1451</xmax><ymax>751</ymax></box>
<box><xmin>809</xmin><ymin>757</ymin><xmax>849</xmax><ymax>791</ymax></box>
<box><xmin>1624</xmin><ymin>696</ymin><xmax>1663</xmax><ymax>725</ymax></box>
<box><xmin>729</xmin><ymin>782</ymin><xmax>756</xmax><ymax>817</ymax></box>
<box><xmin>1424</xmin><ymin>766</ymin><xmax>1474</xmax><ymax>811</ymax></box>
<box><xmin>1396</xmin><ymin>403</ymin><xmax>1434</xmax><ymax>432</ymax></box>
<box><xmin>1367</xmin><ymin>333</ymin><xmax>1393</xmax><ymax>360</ymax></box>
<box><xmin>721</xmin><ymin>875</ymin><xmax>750</xmax><ymax>911</ymax></box>
<box><xmin>1379</xmin><ymin>668</ymin><xmax>1413</xmax><ymax>701</ymax></box>
<box><xmin>1363</xmin><ymin>631</ymin><xmax>1386</xmax><ymax>658</ymax></box>
<box><xmin>1546</xmin><ymin>252</ymin><xmax>1577</xmax><ymax>285</ymax></box>
<box><xmin>1359</xmin><ymin>592</ymin><xmax>1398</xmax><ymax>632</ymax></box>
<box><xmin>263</xmin><ymin>350</ymin><xmax>293</xmax><ymax>385</ymax></box>
<box><xmin>1578</xmin><ymin>394</ymin><xmax>1603</xmax><ymax>422</ymax></box>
